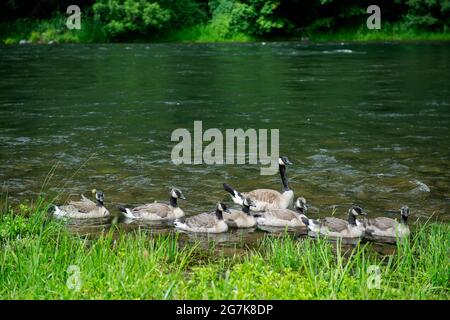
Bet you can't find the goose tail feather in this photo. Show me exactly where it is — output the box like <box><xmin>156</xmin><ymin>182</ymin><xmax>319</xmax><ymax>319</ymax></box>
<box><xmin>301</xmin><ymin>216</ymin><xmax>310</xmax><ymax>226</ymax></box>
<box><xmin>223</xmin><ymin>183</ymin><xmax>237</xmax><ymax>196</ymax></box>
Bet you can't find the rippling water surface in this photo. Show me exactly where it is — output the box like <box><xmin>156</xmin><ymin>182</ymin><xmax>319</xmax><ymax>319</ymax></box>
<box><xmin>0</xmin><ymin>42</ymin><xmax>448</xmax><ymax>245</ymax></box>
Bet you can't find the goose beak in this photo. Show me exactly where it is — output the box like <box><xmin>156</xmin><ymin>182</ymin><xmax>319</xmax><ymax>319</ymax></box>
<box><xmin>361</xmin><ymin>211</ymin><xmax>368</xmax><ymax>216</ymax></box>
<box><xmin>224</xmin><ymin>208</ymin><xmax>231</xmax><ymax>213</ymax></box>
<box><xmin>286</xmin><ymin>159</ymin><xmax>293</xmax><ymax>165</ymax></box>
<box><xmin>180</xmin><ymin>195</ymin><xmax>186</xmax><ymax>200</ymax></box>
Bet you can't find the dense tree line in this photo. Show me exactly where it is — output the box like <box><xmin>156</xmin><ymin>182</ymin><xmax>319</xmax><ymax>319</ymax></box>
<box><xmin>1</xmin><ymin>0</ymin><xmax>448</xmax><ymax>40</ymax></box>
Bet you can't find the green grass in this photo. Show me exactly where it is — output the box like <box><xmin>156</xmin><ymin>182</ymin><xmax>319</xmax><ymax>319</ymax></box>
<box><xmin>0</xmin><ymin>16</ymin><xmax>107</xmax><ymax>45</ymax></box>
<box><xmin>308</xmin><ymin>24</ymin><xmax>450</xmax><ymax>42</ymax></box>
<box><xmin>0</xmin><ymin>201</ymin><xmax>448</xmax><ymax>299</ymax></box>
<box><xmin>160</xmin><ymin>24</ymin><xmax>254</xmax><ymax>43</ymax></box>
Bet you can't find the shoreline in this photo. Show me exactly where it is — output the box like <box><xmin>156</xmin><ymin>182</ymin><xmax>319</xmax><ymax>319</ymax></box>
<box><xmin>2</xmin><ymin>19</ymin><xmax>449</xmax><ymax>45</ymax></box>
<box><xmin>2</xmin><ymin>38</ymin><xmax>450</xmax><ymax>46</ymax></box>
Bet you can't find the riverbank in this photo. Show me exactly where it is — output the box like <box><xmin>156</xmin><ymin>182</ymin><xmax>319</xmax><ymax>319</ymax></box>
<box><xmin>0</xmin><ymin>201</ymin><xmax>448</xmax><ymax>299</ymax></box>
<box><xmin>2</xmin><ymin>18</ymin><xmax>449</xmax><ymax>45</ymax></box>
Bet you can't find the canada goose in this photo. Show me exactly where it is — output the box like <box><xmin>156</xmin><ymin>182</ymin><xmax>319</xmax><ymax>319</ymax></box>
<box><xmin>256</xmin><ymin>197</ymin><xmax>309</xmax><ymax>228</ymax></box>
<box><xmin>224</xmin><ymin>197</ymin><xmax>257</xmax><ymax>228</ymax></box>
<box><xmin>223</xmin><ymin>156</ymin><xmax>294</xmax><ymax>212</ymax></box>
<box><xmin>53</xmin><ymin>189</ymin><xmax>110</xmax><ymax>219</ymax></box>
<box><xmin>174</xmin><ymin>202</ymin><xmax>230</xmax><ymax>233</ymax></box>
<box><xmin>117</xmin><ymin>188</ymin><xmax>185</xmax><ymax>220</ymax></box>
<box><xmin>302</xmin><ymin>206</ymin><xmax>367</xmax><ymax>240</ymax></box>
<box><xmin>364</xmin><ymin>206</ymin><xmax>410</xmax><ymax>243</ymax></box>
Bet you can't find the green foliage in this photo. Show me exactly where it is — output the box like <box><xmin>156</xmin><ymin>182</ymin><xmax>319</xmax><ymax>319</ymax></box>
<box><xmin>402</xmin><ymin>0</ymin><xmax>450</xmax><ymax>31</ymax></box>
<box><xmin>308</xmin><ymin>22</ymin><xmax>450</xmax><ymax>41</ymax></box>
<box><xmin>209</xmin><ymin>0</ymin><xmax>290</xmax><ymax>37</ymax></box>
<box><xmin>93</xmin><ymin>0</ymin><xmax>171</xmax><ymax>39</ymax></box>
<box><xmin>0</xmin><ymin>1</ymin><xmax>449</xmax><ymax>43</ymax></box>
<box><xmin>159</xmin><ymin>0</ymin><xmax>208</xmax><ymax>29</ymax></box>
<box><xmin>163</xmin><ymin>23</ymin><xmax>253</xmax><ymax>42</ymax></box>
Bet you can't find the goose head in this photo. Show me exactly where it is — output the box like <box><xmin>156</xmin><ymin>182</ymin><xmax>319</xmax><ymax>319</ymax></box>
<box><xmin>400</xmin><ymin>205</ymin><xmax>409</xmax><ymax>222</ymax></box>
<box><xmin>170</xmin><ymin>187</ymin><xmax>186</xmax><ymax>200</ymax></box>
<box><xmin>347</xmin><ymin>205</ymin><xmax>366</xmax><ymax>226</ymax></box>
<box><xmin>294</xmin><ymin>197</ymin><xmax>308</xmax><ymax>214</ymax></box>
<box><xmin>243</xmin><ymin>197</ymin><xmax>256</xmax><ymax>208</ymax></box>
<box><xmin>232</xmin><ymin>191</ymin><xmax>249</xmax><ymax>207</ymax></box>
<box><xmin>349</xmin><ymin>205</ymin><xmax>367</xmax><ymax>217</ymax></box>
<box><xmin>215</xmin><ymin>202</ymin><xmax>230</xmax><ymax>220</ymax></box>
<box><xmin>92</xmin><ymin>189</ymin><xmax>105</xmax><ymax>206</ymax></box>
<box><xmin>278</xmin><ymin>156</ymin><xmax>292</xmax><ymax>166</ymax></box>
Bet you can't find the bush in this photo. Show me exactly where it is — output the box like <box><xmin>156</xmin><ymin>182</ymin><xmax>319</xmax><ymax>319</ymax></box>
<box><xmin>159</xmin><ymin>0</ymin><xmax>208</xmax><ymax>29</ymax></box>
<box><xmin>93</xmin><ymin>0</ymin><xmax>171</xmax><ymax>39</ymax></box>
<box><xmin>209</xmin><ymin>0</ymin><xmax>290</xmax><ymax>37</ymax></box>
<box><xmin>402</xmin><ymin>0</ymin><xmax>450</xmax><ymax>31</ymax></box>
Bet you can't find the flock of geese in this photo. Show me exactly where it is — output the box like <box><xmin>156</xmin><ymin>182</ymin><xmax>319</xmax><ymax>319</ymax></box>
<box><xmin>53</xmin><ymin>156</ymin><xmax>410</xmax><ymax>243</ymax></box>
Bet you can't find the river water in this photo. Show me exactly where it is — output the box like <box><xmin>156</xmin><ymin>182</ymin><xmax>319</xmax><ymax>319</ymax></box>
<box><xmin>0</xmin><ymin>42</ymin><xmax>448</xmax><ymax>247</ymax></box>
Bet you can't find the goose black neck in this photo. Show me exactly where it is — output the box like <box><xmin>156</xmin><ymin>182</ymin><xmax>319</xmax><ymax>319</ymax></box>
<box><xmin>215</xmin><ymin>209</ymin><xmax>223</xmax><ymax>220</ymax></box>
<box><xmin>295</xmin><ymin>207</ymin><xmax>305</xmax><ymax>214</ymax></box>
<box><xmin>401</xmin><ymin>215</ymin><xmax>408</xmax><ymax>224</ymax></box>
<box><xmin>242</xmin><ymin>205</ymin><xmax>250</xmax><ymax>214</ymax></box>
<box><xmin>347</xmin><ymin>213</ymin><xmax>357</xmax><ymax>226</ymax></box>
<box><xmin>170</xmin><ymin>196</ymin><xmax>178</xmax><ymax>208</ymax></box>
<box><xmin>279</xmin><ymin>164</ymin><xmax>290</xmax><ymax>191</ymax></box>
<box><xmin>96</xmin><ymin>200</ymin><xmax>103</xmax><ymax>207</ymax></box>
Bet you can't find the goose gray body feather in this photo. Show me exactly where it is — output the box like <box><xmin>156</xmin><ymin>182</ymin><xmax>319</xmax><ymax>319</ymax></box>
<box><xmin>54</xmin><ymin>195</ymin><xmax>110</xmax><ymax>219</ymax></box>
<box><xmin>120</xmin><ymin>202</ymin><xmax>184</xmax><ymax>220</ymax></box>
<box><xmin>174</xmin><ymin>212</ymin><xmax>228</xmax><ymax>233</ymax></box>
<box><xmin>256</xmin><ymin>208</ymin><xmax>306</xmax><ymax>228</ymax></box>
<box><xmin>364</xmin><ymin>217</ymin><xmax>410</xmax><ymax>241</ymax></box>
<box><xmin>224</xmin><ymin>208</ymin><xmax>256</xmax><ymax>228</ymax></box>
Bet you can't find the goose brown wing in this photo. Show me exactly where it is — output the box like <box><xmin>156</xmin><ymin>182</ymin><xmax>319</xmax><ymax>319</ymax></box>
<box><xmin>321</xmin><ymin>217</ymin><xmax>348</xmax><ymax>232</ymax></box>
<box><xmin>265</xmin><ymin>208</ymin><xmax>298</xmax><ymax>220</ymax></box>
<box><xmin>69</xmin><ymin>195</ymin><xmax>97</xmax><ymax>213</ymax></box>
<box><xmin>245</xmin><ymin>189</ymin><xmax>281</xmax><ymax>203</ymax></box>
<box><xmin>186</xmin><ymin>213</ymin><xmax>216</xmax><ymax>228</ymax></box>
<box><xmin>368</xmin><ymin>217</ymin><xmax>396</xmax><ymax>230</ymax></box>
<box><xmin>226</xmin><ymin>209</ymin><xmax>244</xmax><ymax>220</ymax></box>
<box><xmin>133</xmin><ymin>203</ymin><xmax>170</xmax><ymax>218</ymax></box>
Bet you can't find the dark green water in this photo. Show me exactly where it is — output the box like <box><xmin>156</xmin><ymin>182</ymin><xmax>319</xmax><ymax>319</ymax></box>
<box><xmin>0</xmin><ymin>43</ymin><xmax>449</xmax><ymax>242</ymax></box>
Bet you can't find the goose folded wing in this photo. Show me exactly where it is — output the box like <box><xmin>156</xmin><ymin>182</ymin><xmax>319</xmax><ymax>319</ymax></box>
<box><xmin>69</xmin><ymin>195</ymin><xmax>97</xmax><ymax>213</ymax></box>
<box><xmin>246</xmin><ymin>189</ymin><xmax>280</xmax><ymax>203</ymax></box>
<box><xmin>226</xmin><ymin>210</ymin><xmax>243</xmax><ymax>220</ymax></box>
<box><xmin>322</xmin><ymin>217</ymin><xmax>348</xmax><ymax>232</ymax></box>
<box><xmin>186</xmin><ymin>213</ymin><xmax>216</xmax><ymax>228</ymax></box>
<box><xmin>266</xmin><ymin>209</ymin><xmax>297</xmax><ymax>220</ymax></box>
<box><xmin>368</xmin><ymin>217</ymin><xmax>396</xmax><ymax>230</ymax></box>
<box><xmin>135</xmin><ymin>203</ymin><xmax>170</xmax><ymax>218</ymax></box>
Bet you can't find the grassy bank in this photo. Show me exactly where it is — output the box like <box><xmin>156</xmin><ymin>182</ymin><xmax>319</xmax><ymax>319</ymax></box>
<box><xmin>307</xmin><ymin>23</ymin><xmax>450</xmax><ymax>42</ymax></box>
<box><xmin>0</xmin><ymin>201</ymin><xmax>448</xmax><ymax>299</ymax></box>
<box><xmin>1</xmin><ymin>17</ymin><xmax>449</xmax><ymax>44</ymax></box>
<box><xmin>0</xmin><ymin>17</ymin><xmax>107</xmax><ymax>44</ymax></box>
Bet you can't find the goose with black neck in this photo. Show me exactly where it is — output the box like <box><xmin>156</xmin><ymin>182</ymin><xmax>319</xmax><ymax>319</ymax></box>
<box><xmin>302</xmin><ymin>206</ymin><xmax>367</xmax><ymax>241</ymax></box>
<box><xmin>223</xmin><ymin>156</ymin><xmax>294</xmax><ymax>212</ymax></box>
